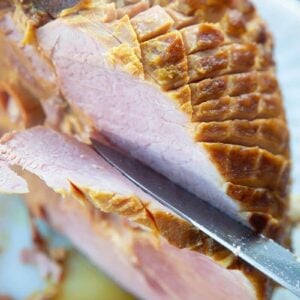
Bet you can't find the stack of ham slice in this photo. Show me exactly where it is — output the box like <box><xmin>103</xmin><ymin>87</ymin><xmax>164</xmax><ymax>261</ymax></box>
<box><xmin>0</xmin><ymin>1</ymin><xmax>291</xmax><ymax>299</ymax></box>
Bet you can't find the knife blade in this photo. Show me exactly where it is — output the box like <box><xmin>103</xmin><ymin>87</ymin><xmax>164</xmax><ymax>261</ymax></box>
<box><xmin>92</xmin><ymin>139</ymin><xmax>300</xmax><ymax>297</ymax></box>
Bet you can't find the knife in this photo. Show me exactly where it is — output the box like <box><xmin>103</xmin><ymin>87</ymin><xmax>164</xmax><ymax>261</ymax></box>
<box><xmin>92</xmin><ymin>139</ymin><xmax>300</xmax><ymax>297</ymax></box>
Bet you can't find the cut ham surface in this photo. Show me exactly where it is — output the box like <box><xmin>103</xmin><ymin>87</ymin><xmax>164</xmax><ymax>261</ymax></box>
<box><xmin>0</xmin><ymin>1</ymin><xmax>292</xmax><ymax>299</ymax></box>
<box><xmin>0</xmin><ymin>126</ymin><xmax>226</xmax><ymax>250</ymax></box>
<box><xmin>33</xmin><ymin>1</ymin><xmax>290</xmax><ymax>236</ymax></box>
<box><xmin>20</xmin><ymin>169</ymin><xmax>257</xmax><ymax>300</ymax></box>
<box><xmin>0</xmin><ymin>127</ymin><xmax>268</xmax><ymax>299</ymax></box>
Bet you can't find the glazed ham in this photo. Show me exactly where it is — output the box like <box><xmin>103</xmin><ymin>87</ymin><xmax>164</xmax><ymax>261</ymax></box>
<box><xmin>34</xmin><ymin>1</ymin><xmax>290</xmax><ymax>236</ymax></box>
<box><xmin>0</xmin><ymin>0</ymin><xmax>291</xmax><ymax>299</ymax></box>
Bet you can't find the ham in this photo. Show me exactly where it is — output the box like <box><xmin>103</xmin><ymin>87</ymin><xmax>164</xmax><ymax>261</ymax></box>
<box><xmin>1</xmin><ymin>127</ymin><xmax>262</xmax><ymax>300</ymax></box>
<box><xmin>34</xmin><ymin>1</ymin><xmax>290</xmax><ymax>236</ymax></box>
<box><xmin>27</xmin><ymin>176</ymin><xmax>258</xmax><ymax>300</ymax></box>
<box><xmin>0</xmin><ymin>0</ymin><xmax>291</xmax><ymax>299</ymax></box>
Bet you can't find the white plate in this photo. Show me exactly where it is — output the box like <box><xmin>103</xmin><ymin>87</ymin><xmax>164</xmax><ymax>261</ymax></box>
<box><xmin>1</xmin><ymin>1</ymin><xmax>300</xmax><ymax>299</ymax></box>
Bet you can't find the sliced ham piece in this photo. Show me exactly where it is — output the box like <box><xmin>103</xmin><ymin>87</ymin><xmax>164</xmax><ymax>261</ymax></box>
<box><xmin>20</xmin><ymin>165</ymin><xmax>257</xmax><ymax>300</ymax></box>
<box><xmin>0</xmin><ymin>128</ymin><xmax>262</xmax><ymax>300</ymax></box>
<box><xmin>33</xmin><ymin>1</ymin><xmax>290</xmax><ymax>237</ymax></box>
<box><xmin>0</xmin><ymin>126</ymin><xmax>226</xmax><ymax>250</ymax></box>
<box><xmin>32</xmin><ymin>186</ymin><xmax>258</xmax><ymax>300</ymax></box>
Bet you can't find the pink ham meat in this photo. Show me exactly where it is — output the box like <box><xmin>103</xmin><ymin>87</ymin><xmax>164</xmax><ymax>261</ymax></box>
<box><xmin>24</xmin><ymin>174</ymin><xmax>257</xmax><ymax>300</ymax></box>
<box><xmin>34</xmin><ymin>1</ymin><xmax>290</xmax><ymax>238</ymax></box>
<box><xmin>0</xmin><ymin>127</ymin><xmax>260</xmax><ymax>300</ymax></box>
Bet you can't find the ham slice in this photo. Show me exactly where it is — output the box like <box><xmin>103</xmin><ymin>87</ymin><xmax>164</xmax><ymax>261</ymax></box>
<box><xmin>0</xmin><ymin>126</ymin><xmax>237</xmax><ymax>249</ymax></box>
<box><xmin>0</xmin><ymin>0</ymin><xmax>291</xmax><ymax>299</ymax></box>
<box><xmin>0</xmin><ymin>127</ymin><xmax>262</xmax><ymax>300</ymax></box>
<box><xmin>28</xmin><ymin>179</ymin><xmax>258</xmax><ymax>300</ymax></box>
<box><xmin>33</xmin><ymin>1</ymin><xmax>290</xmax><ymax>237</ymax></box>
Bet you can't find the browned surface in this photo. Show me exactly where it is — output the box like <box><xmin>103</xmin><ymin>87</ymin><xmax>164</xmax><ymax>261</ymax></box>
<box><xmin>204</xmin><ymin>144</ymin><xmax>289</xmax><ymax>192</ymax></box>
<box><xmin>226</xmin><ymin>183</ymin><xmax>286</xmax><ymax>218</ymax></box>
<box><xmin>131</xmin><ymin>6</ymin><xmax>174</xmax><ymax>42</ymax></box>
<box><xmin>192</xmin><ymin>93</ymin><xmax>283</xmax><ymax>122</ymax></box>
<box><xmin>195</xmin><ymin>119</ymin><xmax>289</xmax><ymax>156</ymax></box>
<box><xmin>190</xmin><ymin>71</ymin><xmax>278</xmax><ymax>105</ymax></box>
<box><xmin>141</xmin><ymin>31</ymin><xmax>189</xmax><ymax>89</ymax></box>
<box><xmin>187</xmin><ymin>44</ymin><xmax>272</xmax><ymax>82</ymax></box>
